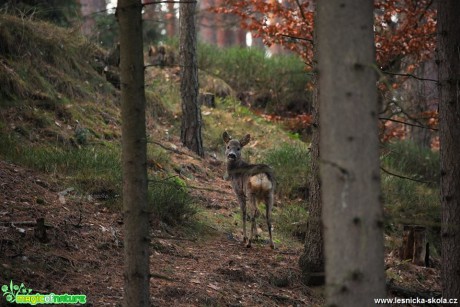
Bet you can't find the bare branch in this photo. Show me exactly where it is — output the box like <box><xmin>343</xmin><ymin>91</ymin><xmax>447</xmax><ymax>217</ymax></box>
<box><xmin>380</xmin><ymin>166</ymin><xmax>435</xmax><ymax>185</ymax></box>
<box><xmin>379</xmin><ymin>117</ymin><xmax>438</xmax><ymax>131</ymax></box>
<box><xmin>294</xmin><ymin>0</ymin><xmax>307</xmax><ymax>21</ymax></box>
<box><xmin>380</xmin><ymin>69</ymin><xmax>438</xmax><ymax>83</ymax></box>
<box><xmin>279</xmin><ymin>34</ymin><xmax>314</xmax><ymax>45</ymax></box>
<box><xmin>147</xmin><ymin>140</ymin><xmax>195</xmax><ymax>158</ymax></box>
<box><xmin>143</xmin><ymin>0</ymin><xmax>196</xmax><ymax>5</ymax></box>
<box><xmin>144</xmin><ymin>63</ymin><xmax>178</xmax><ymax>69</ymax></box>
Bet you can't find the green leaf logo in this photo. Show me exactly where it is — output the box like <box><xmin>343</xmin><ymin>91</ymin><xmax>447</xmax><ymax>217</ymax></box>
<box><xmin>2</xmin><ymin>280</ymin><xmax>33</xmax><ymax>303</ymax></box>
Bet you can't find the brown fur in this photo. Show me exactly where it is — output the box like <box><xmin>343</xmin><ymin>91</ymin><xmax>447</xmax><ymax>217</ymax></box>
<box><xmin>223</xmin><ymin>131</ymin><xmax>275</xmax><ymax>249</ymax></box>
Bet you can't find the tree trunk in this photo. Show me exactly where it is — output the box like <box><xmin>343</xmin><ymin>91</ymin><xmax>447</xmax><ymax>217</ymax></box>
<box><xmin>404</xmin><ymin>61</ymin><xmax>437</xmax><ymax>148</ymax></box>
<box><xmin>299</xmin><ymin>17</ymin><xmax>325</xmax><ymax>286</ymax></box>
<box><xmin>400</xmin><ymin>225</ymin><xmax>427</xmax><ymax>266</ymax></box>
<box><xmin>437</xmin><ymin>0</ymin><xmax>460</xmax><ymax>299</ymax></box>
<box><xmin>299</xmin><ymin>88</ymin><xmax>324</xmax><ymax>286</ymax></box>
<box><xmin>179</xmin><ymin>0</ymin><xmax>204</xmax><ymax>157</ymax></box>
<box><xmin>317</xmin><ymin>1</ymin><xmax>386</xmax><ymax>306</ymax></box>
<box><xmin>166</xmin><ymin>2</ymin><xmax>176</xmax><ymax>37</ymax></box>
<box><xmin>118</xmin><ymin>1</ymin><xmax>150</xmax><ymax>306</ymax></box>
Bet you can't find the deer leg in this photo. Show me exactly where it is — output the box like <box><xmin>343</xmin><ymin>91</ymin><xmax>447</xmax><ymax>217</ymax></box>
<box><xmin>266</xmin><ymin>194</ymin><xmax>275</xmax><ymax>249</ymax></box>
<box><xmin>247</xmin><ymin>195</ymin><xmax>257</xmax><ymax>248</ymax></box>
<box><xmin>238</xmin><ymin>195</ymin><xmax>248</xmax><ymax>245</ymax></box>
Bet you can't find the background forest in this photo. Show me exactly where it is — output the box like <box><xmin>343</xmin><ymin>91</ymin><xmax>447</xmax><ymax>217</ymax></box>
<box><xmin>0</xmin><ymin>0</ymin><xmax>458</xmax><ymax>306</ymax></box>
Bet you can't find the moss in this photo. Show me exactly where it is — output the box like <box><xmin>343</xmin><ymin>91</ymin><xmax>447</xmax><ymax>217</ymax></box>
<box><xmin>0</xmin><ymin>14</ymin><xmax>109</xmax><ymax>102</ymax></box>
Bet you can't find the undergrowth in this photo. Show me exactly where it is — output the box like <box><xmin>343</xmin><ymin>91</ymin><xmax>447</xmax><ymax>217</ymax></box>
<box><xmin>148</xmin><ymin>176</ymin><xmax>196</xmax><ymax>226</ymax></box>
<box><xmin>262</xmin><ymin>143</ymin><xmax>310</xmax><ymax>199</ymax></box>
<box><xmin>197</xmin><ymin>44</ymin><xmax>311</xmax><ymax>113</ymax></box>
<box><xmin>381</xmin><ymin>140</ymin><xmax>440</xmax><ymax>184</ymax></box>
<box><xmin>381</xmin><ymin>140</ymin><xmax>441</xmax><ymax>253</ymax></box>
<box><xmin>0</xmin><ymin>14</ymin><xmax>111</xmax><ymax>103</ymax></box>
<box><xmin>0</xmin><ymin>133</ymin><xmax>121</xmax><ymax>193</ymax></box>
<box><xmin>273</xmin><ymin>202</ymin><xmax>309</xmax><ymax>240</ymax></box>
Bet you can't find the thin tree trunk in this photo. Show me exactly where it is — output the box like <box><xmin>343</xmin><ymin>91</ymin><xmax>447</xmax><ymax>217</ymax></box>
<box><xmin>299</xmin><ymin>20</ymin><xmax>325</xmax><ymax>285</ymax></box>
<box><xmin>166</xmin><ymin>2</ymin><xmax>176</xmax><ymax>37</ymax></box>
<box><xmin>406</xmin><ymin>61</ymin><xmax>437</xmax><ymax>148</ymax></box>
<box><xmin>317</xmin><ymin>1</ymin><xmax>386</xmax><ymax>305</ymax></box>
<box><xmin>299</xmin><ymin>87</ymin><xmax>324</xmax><ymax>286</ymax></box>
<box><xmin>118</xmin><ymin>0</ymin><xmax>150</xmax><ymax>306</ymax></box>
<box><xmin>437</xmin><ymin>0</ymin><xmax>460</xmax><ymax>299</ymax></box>
<box><xmin>179</xmin><ymin>0</ymin><xmax>204</xmax><ymax>157</ymax></box>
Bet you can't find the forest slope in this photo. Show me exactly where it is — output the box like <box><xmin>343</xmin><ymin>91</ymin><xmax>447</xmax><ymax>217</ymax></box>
<box><xmin>0</xmin><ymin>14</ymin><xmax>440</xmax><ymax>306</ymax></box>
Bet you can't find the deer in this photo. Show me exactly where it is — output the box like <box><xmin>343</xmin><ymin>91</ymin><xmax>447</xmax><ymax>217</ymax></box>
<box><xmin>223</xmin><ymin>131</ymin><xmax>275</xmax><ymax>249</ymax></box>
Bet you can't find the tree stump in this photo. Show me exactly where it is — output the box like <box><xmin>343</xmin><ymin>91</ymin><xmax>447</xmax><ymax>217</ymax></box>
<box><xmin>198</xmin><ymin>92</ymin><xmax>215</xmax><ymax>108</ymax></box>
<box><xmin>400</xmin><ymin>225</ymin><xmax>427</xmax><ymax>266</ymax></box>
<box><xmin>34</xmin><ymin>217</ymin><xmax>49</xmax><ymax>243</ymax></box>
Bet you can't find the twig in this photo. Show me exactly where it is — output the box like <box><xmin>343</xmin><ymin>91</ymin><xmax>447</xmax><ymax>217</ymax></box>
<box><xmin>380</xmin><ymin>167</ymin><xmax>435</xmax><ymax>185</ymax></box>
<box><xmin>418</xmin><ymin>0</ymin><xmax>434</xmax><ymax>23</ymax></box>
<box><xmin>143</xmin><ymin>0</ymin><xmax>196</xmax><ymax>5</ymax></box>
<box><xmin>294</xmin><ymin>0</ymin><xmax>307</xmax><ymax>21</ymax></box>
<box><xmin>144</xmin><ymin>63</ymin><xmax>178</xmax><ymax>69</ymax></box>
<box><xmin>279</xmin><ymin>34</ymin><xmax>313</xmax><ymax>45</ymax></box>
<box><xmin>379</xmin><ymin>117</ymin><xmax>438</xmax><ymax>131</ymax></box>
<box><xmin>392</xmin><ymin>101</ymin><xmax>427</xmax><ymax>127</ymax></box>
<box><xmin>148</xmin><ymin>140</ymin><xmax>195</xmax><ymax>158</ymax></box>
<box><xmin>152</xmin><ymin>235</ymin><xmax>197</xmax><ymax>242</ymax></box>
<box><xmin>150</xmin><ymin>272</ymin><xmax>175</xmax><ymax>281</ymax></box>
<box><xmin>380</xmin><ymin>69</ymin><xmax>438</xmax><ymax>83</ymax></box>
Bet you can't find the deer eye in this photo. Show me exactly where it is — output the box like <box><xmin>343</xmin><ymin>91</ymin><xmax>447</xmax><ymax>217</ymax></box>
<box><xmin>237</xmin><ymin>147</ymin><xmax>240</xmax><ymax>151</ymax></box>
<box><xmin>227</xmin><ymin>146</ymin><xmax>229</xmax><ymax>149</ymax></box>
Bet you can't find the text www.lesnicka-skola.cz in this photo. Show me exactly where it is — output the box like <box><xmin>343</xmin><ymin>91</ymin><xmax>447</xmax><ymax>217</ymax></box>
<box><xmin>374</xmin><ymin>297</ymin><xmax>458</xmax><ymax>305</ymax></box>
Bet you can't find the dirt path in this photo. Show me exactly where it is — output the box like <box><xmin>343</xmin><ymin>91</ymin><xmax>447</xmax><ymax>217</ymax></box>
<box><xmin>0</xmin><ymin>159</ymin><xmax>322</xmax><ymax>306</ymax></box>
<box><xmin>150</xmin><ymin>233</ymin><xmax>320</xmax><ymax>306</ymax></box>
<box><xmin>0</xmin><ymin>156</ymin><xmax>441</xmax><ymax>306</ymax></box>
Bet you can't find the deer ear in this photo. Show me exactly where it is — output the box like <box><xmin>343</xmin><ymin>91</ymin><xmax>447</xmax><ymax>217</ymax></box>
<box><xmin>223</xmin><ymin>131</ymin><xmax>232</xmax><ymax>143</ymax></box>
<box><xmin>240</xmin><ymin>134</ymin><xmax>251</xmax><ymax>147</ymax></box>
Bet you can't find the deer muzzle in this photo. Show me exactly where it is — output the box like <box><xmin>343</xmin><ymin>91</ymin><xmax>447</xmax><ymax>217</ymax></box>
<box><xmin>227</xmin><ymin>153</ymin><xmax>237</xmax><ymax>161</ymax></box>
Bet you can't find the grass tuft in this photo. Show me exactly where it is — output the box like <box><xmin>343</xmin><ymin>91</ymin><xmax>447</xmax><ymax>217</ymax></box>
<box><xmin>262</xmin><ymin>143</ymin><xmax>310</xmax><ymax>199</ymax></box>
<box><xmin>197</xmin><ymin>44</ymin><xmax>311</xmax><ymax>113</ymax></box>
<box><xmin>381</xmin><ymin>140</ymin><xmax>439</xmax><ymax>184</ymax></box>
<box><xmin>381</xmin><ymin>140</ymin><xmax>441</xmax><ymax>254</ymax></box>
<box><xmin>0</xmin><ymin>133</ymin><xmax>121</xmax><ymax>199</ymax></box>
<box><xmin>273</xmin><ymin>202</ymin><xmax>309</xmax><ymax>240</ymax></box>
<box><xmin>148</xmin><ymin>176</ymin><xmax>196</xmax><ymax>226</ymax></box>
<box><xmin>0</xmin><ymin>14</ymin><xmax>111</xmax><ymax>103</ymax></box>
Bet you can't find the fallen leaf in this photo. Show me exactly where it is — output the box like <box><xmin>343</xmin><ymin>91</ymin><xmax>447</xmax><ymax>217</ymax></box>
<box><xmin>207</xmin><ymin>283</ymin><xmax>220</xmax><ymax>291</ymax></box>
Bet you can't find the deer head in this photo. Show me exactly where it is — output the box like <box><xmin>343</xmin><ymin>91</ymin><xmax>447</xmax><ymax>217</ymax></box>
<box><xmin>223</xmin><ymin>131</ymin><xmax>250</xmax><ymax>162</ymax></box>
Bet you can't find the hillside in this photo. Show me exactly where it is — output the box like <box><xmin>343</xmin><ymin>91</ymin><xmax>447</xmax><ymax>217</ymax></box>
<box><xmin>0</xmin><ymin>14</ymin><xmax>441</xmax><ymax>306</ymax></box>
<box><xmin>0</xmin><ymin>13</ymin><xmax>319</xmax><ymax>306</ymax></box>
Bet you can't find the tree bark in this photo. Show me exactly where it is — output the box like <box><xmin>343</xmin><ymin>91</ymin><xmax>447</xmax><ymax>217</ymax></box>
<box><xmin>400</xmin><ymin>225</ymin><xmax>427</xmax><ymax>266</ymax></box>
<box><xmin>317</xmin><ymin>1</ymin><xmax>386</xmax><ymax>305</ymax></box>
<box><xmin>437</xmin><ymin>0</ymin><xmax>460</xmax><ymax>299</ymax></box>
<box><xmin>299</xmin><ymin>18</ymin><xmax>325</xmax><ymax>285</ymax></box>
<box><xmin>118</xmin><ymin>0</ymin><xmax>150</xmax><ymax>306</ymax></box>
<box><xmin>299</xmin><ymin>90</ymin><xmax>324</xmax><ymax>286</ymax></box>
<box><xmin>179</xmin><ymin>0</ymin><xmax>204</xmax><ymax>157</ymax></box>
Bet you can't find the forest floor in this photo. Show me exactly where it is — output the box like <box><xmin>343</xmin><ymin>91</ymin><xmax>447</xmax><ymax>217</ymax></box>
<box><xmin>0</xmin><ymin>136</ymin><xmax>441</xmax><ymax>306</ymax></box>
<box><xmin>0</xmin><ymin>145</ymin><xmax>322</xmax><ymax>306</ymax></box>
<box><xmin>0</xmin><ymin>12</ymin><xmax>444</xmax><ymax>305</ymax></box>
